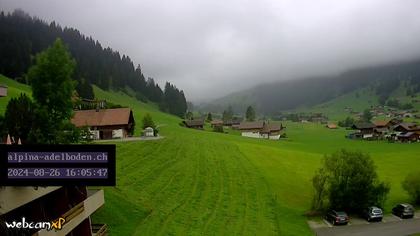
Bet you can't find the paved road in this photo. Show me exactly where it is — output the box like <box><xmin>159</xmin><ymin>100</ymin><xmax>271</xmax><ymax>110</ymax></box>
<box><xmin>315</xmin><ymin>218</ymin><xmax>420</xmax><ymax>236</ymax></box>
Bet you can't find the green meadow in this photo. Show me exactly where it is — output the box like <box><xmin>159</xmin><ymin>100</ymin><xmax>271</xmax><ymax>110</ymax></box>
<box><xmin>1</xmin><ymin>75</ymin><xmax>419</xmax><ymax>235</ymax></box>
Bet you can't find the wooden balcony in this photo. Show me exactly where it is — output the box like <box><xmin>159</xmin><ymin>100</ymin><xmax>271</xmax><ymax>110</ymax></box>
<box><xmin>92</xmin><ymin>223</ymin><xmax>108</xmax><ymax>236</ymax></box>
<box><xmin>34</xmin><ymin>189</ymin><xmax>104</xmax><ymax>236</ymax></box>
<box><xmin>0</xmin><ymin>187</ymin><xmax>62</xmax><ymax>215</ymax></box>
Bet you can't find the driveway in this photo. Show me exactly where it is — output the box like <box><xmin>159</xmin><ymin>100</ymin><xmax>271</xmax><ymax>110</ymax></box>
<box><xmin>94</xmin><ymin>136</ymin><xmax>164</xmax><ymax>142</ymax></box>
<box><xmin>313</xmin><ymin>216</ymin><xmax>420</xmax><ymax>236</ymax></box>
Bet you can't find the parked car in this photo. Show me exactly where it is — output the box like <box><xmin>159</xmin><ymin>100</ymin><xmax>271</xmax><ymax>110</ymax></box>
<box><xmin>363</xmin><ymin>206</ymin><xmax>383</xmax><ymax>222</ymax></box>
<box><xmin>325</xmin><ymin>210</ymin><xmax>349</xmax><ymax>225</ymax></box>
<box><xmin>392</xmin><ymin>203</ymin><xmax>415</xmax><ymax>219</ymax></box>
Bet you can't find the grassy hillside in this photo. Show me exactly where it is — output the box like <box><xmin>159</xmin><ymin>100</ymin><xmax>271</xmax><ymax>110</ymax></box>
<box><xmin>89</xmin><ymin>86</ymin><xmax>419</xmax><ymax>235</ymax></box>
<box><xmin>294</xmin><ymin>84</ymin><xmax>420</xmax><ymax>121</ymax></box>
<box><xmin>1</xmin><ymin>75</ymin><xmax>420</xmax><ymax>235</ymax></box>
<box><xmin>0</xmin><ymin>75</ymin><xmax>32</xmax><ymax>114</ymax></box>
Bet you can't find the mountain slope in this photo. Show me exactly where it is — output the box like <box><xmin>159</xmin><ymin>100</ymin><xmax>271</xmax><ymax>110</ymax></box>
<box><xmin>203</xmin><ymin>58</ymin><xmax>420</xmax><ymax>114</ymax></box>
<box><xmin>0</xmin><ymin>10</ymin><xmax>187</xmax><ymax>117</ymax></box>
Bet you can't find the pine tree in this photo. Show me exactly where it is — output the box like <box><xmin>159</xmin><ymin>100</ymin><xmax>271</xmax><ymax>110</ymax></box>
<box><xmin>245</xmin><ymin>106</ymin><xmax>256</xmax><ymax>121</ymax></box>
<box><xmin>142</xmin><ymin>113</ymin><xmax>156</xmax><ymax>130</ymax></box>
<box><xmin>206</xmin><ymin>112</ymin><xmax>213</xmax><ymax>122</ymax></box>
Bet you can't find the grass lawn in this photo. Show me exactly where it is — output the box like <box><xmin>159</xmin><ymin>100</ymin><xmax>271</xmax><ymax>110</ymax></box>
<box><xmin>1</xmin><ymin>75</ymin><xmax>419</xmax><ymax>235</ymax></box>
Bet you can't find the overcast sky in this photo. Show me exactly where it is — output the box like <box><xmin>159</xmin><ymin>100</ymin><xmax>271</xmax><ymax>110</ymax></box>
<box><xmin>2</xmin><ymin>0</ymin><xmax>420</xmax><ymax>102</ymax></box>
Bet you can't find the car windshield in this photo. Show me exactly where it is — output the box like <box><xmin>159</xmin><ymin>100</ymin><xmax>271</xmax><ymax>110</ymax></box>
<box><xmin>373</xmin><ymin>209</ymin><xmax>382</xmax><ymax>214</ymax></box>
<box><xmin>336</xmin><ymin>212</ymin><xmax>347</xmax><ymax>216</ymax></box>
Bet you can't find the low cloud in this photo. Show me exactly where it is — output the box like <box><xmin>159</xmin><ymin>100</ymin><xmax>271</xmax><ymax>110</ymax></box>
<box><xmin>2</xmin><ymin>0</ymin><xmax>420</xmax><ymax>101</ymax></box>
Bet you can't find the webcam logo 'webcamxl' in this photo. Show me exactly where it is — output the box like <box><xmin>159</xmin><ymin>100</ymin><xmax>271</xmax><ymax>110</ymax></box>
<box><xmin>5</xmin><ymin>217</ymin><xmax>66</xmax><ymax>231</ymax></box>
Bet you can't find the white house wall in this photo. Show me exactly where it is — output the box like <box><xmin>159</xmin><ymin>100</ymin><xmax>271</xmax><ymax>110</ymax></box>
<box><xmin>241</xmin><ymin>132</ymin><xmax>261</xmax><ymax>138</ymax></box>
<box><xmin>241</xmin><ymin>132</ymin><xmax>280</xmax><ymax>140</ymax></box>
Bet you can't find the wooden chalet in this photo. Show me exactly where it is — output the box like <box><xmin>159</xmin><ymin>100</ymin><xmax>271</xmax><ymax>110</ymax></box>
<box><xmin>309</xmin><ymin>113</ymin><xmax>328</xmax><ymax>123</ymax></box>
<box><xmin>210</xmin><ymin>119</ymin><xmax>223</xmax><ymax>127</ymax></box>
<box><xmin>349</xmin><ymin>122</ymin><xmax>376</xmax><ymax>139</ymax></box>
<box><xmin>393</xmin><ymin>123</ymin><xmax>419</xmax><ymax>133</ymax></box>
<box><xmin>223</xmin><ymin>118</ymin><xmax>242</xmax><ymax>127</ymax></box>
<box><xmin>238</xmin><ymin>121</ymin><xmax>284</xmax><ymax>140</ymax></box>
<box><xmin>183</xmin><ymin>119</ymin><xmax>204</xmax><ymax>129</ymax></box>
<box><xmin>71</xmin><ymin>108</ymin><xmax>135</xmax><ymax>140</ymax></box>
<box><xmin>351</xmin><ymin>122</ymin><xmax>376</xmax><ymax>133</ymax></box>
<box><xmin>373</xmin><ymin>120</ymin><xmax>391</xmax><ymax>128</ymax></box>
<box><xmin>260</xmin><ymin>123</ymin><xmax>283</xmax><ymax>139</ymax></box>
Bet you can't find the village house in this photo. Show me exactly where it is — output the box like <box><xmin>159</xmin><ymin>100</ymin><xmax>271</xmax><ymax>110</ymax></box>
<box><xmin>372</xmin><ymin>120</ymin><xmax>391</xmax><ymax>138</ymax></box>
<box><xmin>326</xmin><ymin>123</ymin><xmax>337</xmax><ymax>129</ymax></box>
<box><xmin>393</xmin><ymin>122</ymin><xmax>419</xmax><ymax>133</ymax></box>
<box><xmin>71</xmin><ymin>108</ymin><xmax>135</xmax><ymax>140</ymax></box>
<box><xmin>223</xmin><ymin>117</ymin><xmax>242</xmax><ymax>127</ymax></box>
<box><xmin>238</xmin><ymin>121</ymin><xmax>284</xmax><ymax>140</ymax></box>
<box><xmin>309</xmin><ymin>113</ymin><xmax>328</xmax><ymax>123</ymax></box>
<box><xmin>183</xmin><ymin>119</ymin><xmax>204</xmax><ymax>129</ymax></box>
<box><xmin>349</xmin><ymin>122</ymin><xmax>376</xmax><ymax>139</ymax></box>
<box><xmin>0</xmin><ymin>84</ymin><xmax>7</xmax><ymax>97</ymax></box>
<box><xmin>210</xmin><ymin>119</ymin><xmax>223</xmax><ymax>128</ymax></box>
<box><xmin>350</xmin><ymin>119</ymin><xmax>420</xmax><ymax>142</ymax></box>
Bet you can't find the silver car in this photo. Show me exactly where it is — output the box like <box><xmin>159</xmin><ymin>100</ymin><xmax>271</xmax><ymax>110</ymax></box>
<box><xmin>363</xmin><ymin>206</ymin><xmax>383</xmax><ymax>222</ymax></box>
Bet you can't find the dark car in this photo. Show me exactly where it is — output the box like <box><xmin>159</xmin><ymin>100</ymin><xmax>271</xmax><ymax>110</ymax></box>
<box><xmin>363</xmin><ymin>206</ymin><xmax>383</xmax><ymax>222</ymax></box>
<box><xmin>325</xmin><ymin>210</ymin><xmax>349</xmax><ymax>225</ymax></box>
<box><xmin>392</xmin><ymin>203</ymin><xmax>415</xmax><ymax>219</ymax></box>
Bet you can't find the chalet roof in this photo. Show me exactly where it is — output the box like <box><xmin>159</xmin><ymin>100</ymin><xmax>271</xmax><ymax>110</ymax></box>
<box><xmin>71</xmin><ymin>108</ymin><xmax>133</xmax><ymax>127</ymax></box>
<box><xmin>373</xmin><ymin>120</ymin><xmax>389</xmax><ymax>127</ymax></box>
<box><xmin>238</xmin><ymin>121</ymin><xmax>264</xmax><ymax>130</ymax></box>
<box><xmin>0</xmin><ymin>84</ymin><xmax>7</xmax><ymax>88</ymax></box>
<box><xmin>352</xmin><ymin>122</ymin><xmax>376</xmax><ymax>130</ymax></box>
<box><xmin>184</xmin><ymin>119</ymin><xmax>204</xmax><ymax>127</ymax></box>
<box><xmin>223</xmin><ymin>118</ymin><xmax>242</xmax><ymax>125</ymax></box>
<box><xmin>211</xmin><ymin>119</ymin><xmax>223</xmax><ymax>125</ymax></box>
<box><xmin>394</xmin><ymin>123</ymin><xmax>419</xmax><ymax>131</ymax></box>
<box><xmin>261</xmin><ymin>123</ymin><xmax>282</xmax><ymax>133</ymax></box>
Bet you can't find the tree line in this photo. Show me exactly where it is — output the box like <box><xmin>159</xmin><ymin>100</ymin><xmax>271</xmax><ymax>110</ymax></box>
<box><xmin>0</xmin><ymin>9</ymin><xmax>187</xmax><ymax>117</ymax></box>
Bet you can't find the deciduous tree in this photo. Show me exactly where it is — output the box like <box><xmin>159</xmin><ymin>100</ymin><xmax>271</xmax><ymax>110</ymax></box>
<box><xmin>402</xmin><ymin>171</ymin><xmax>420</xmax><ymax>204</ymax></box>
<box><xmin>4</xmin><ymin>93</ymin><xmax>34</xmax><ymax>143</ymax></box>
<box><xmin>27</xmin><ymin>38</ymin><xmax>77</xmax><ymax>144</ymax></box>
<box><xmin>312</xmin><ymin>149</ymin><xmax>390</xmax><ymax>213</ymax></box>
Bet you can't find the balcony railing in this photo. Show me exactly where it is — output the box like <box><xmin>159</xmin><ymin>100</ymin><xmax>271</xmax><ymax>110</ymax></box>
<box><xmin>34</xmin><ymin>189</ymin><xmax>104</xmax><ymax>236</ymax></box>
<box><xmin>92</xmin><ymin>223</ymin><xmax>108</xmax><ymax>236</ymax></box>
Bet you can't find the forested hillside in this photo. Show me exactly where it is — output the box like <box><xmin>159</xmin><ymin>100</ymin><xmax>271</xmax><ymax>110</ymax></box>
<box><xmin>203</xmin><ymin>59</ymin><xmax>420</xmax><ymax>114</ymax></box>
<box><xmin>0</xmin><ymin>9</ymin><xmax>187</xmax><ymax>117</ymax></box>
